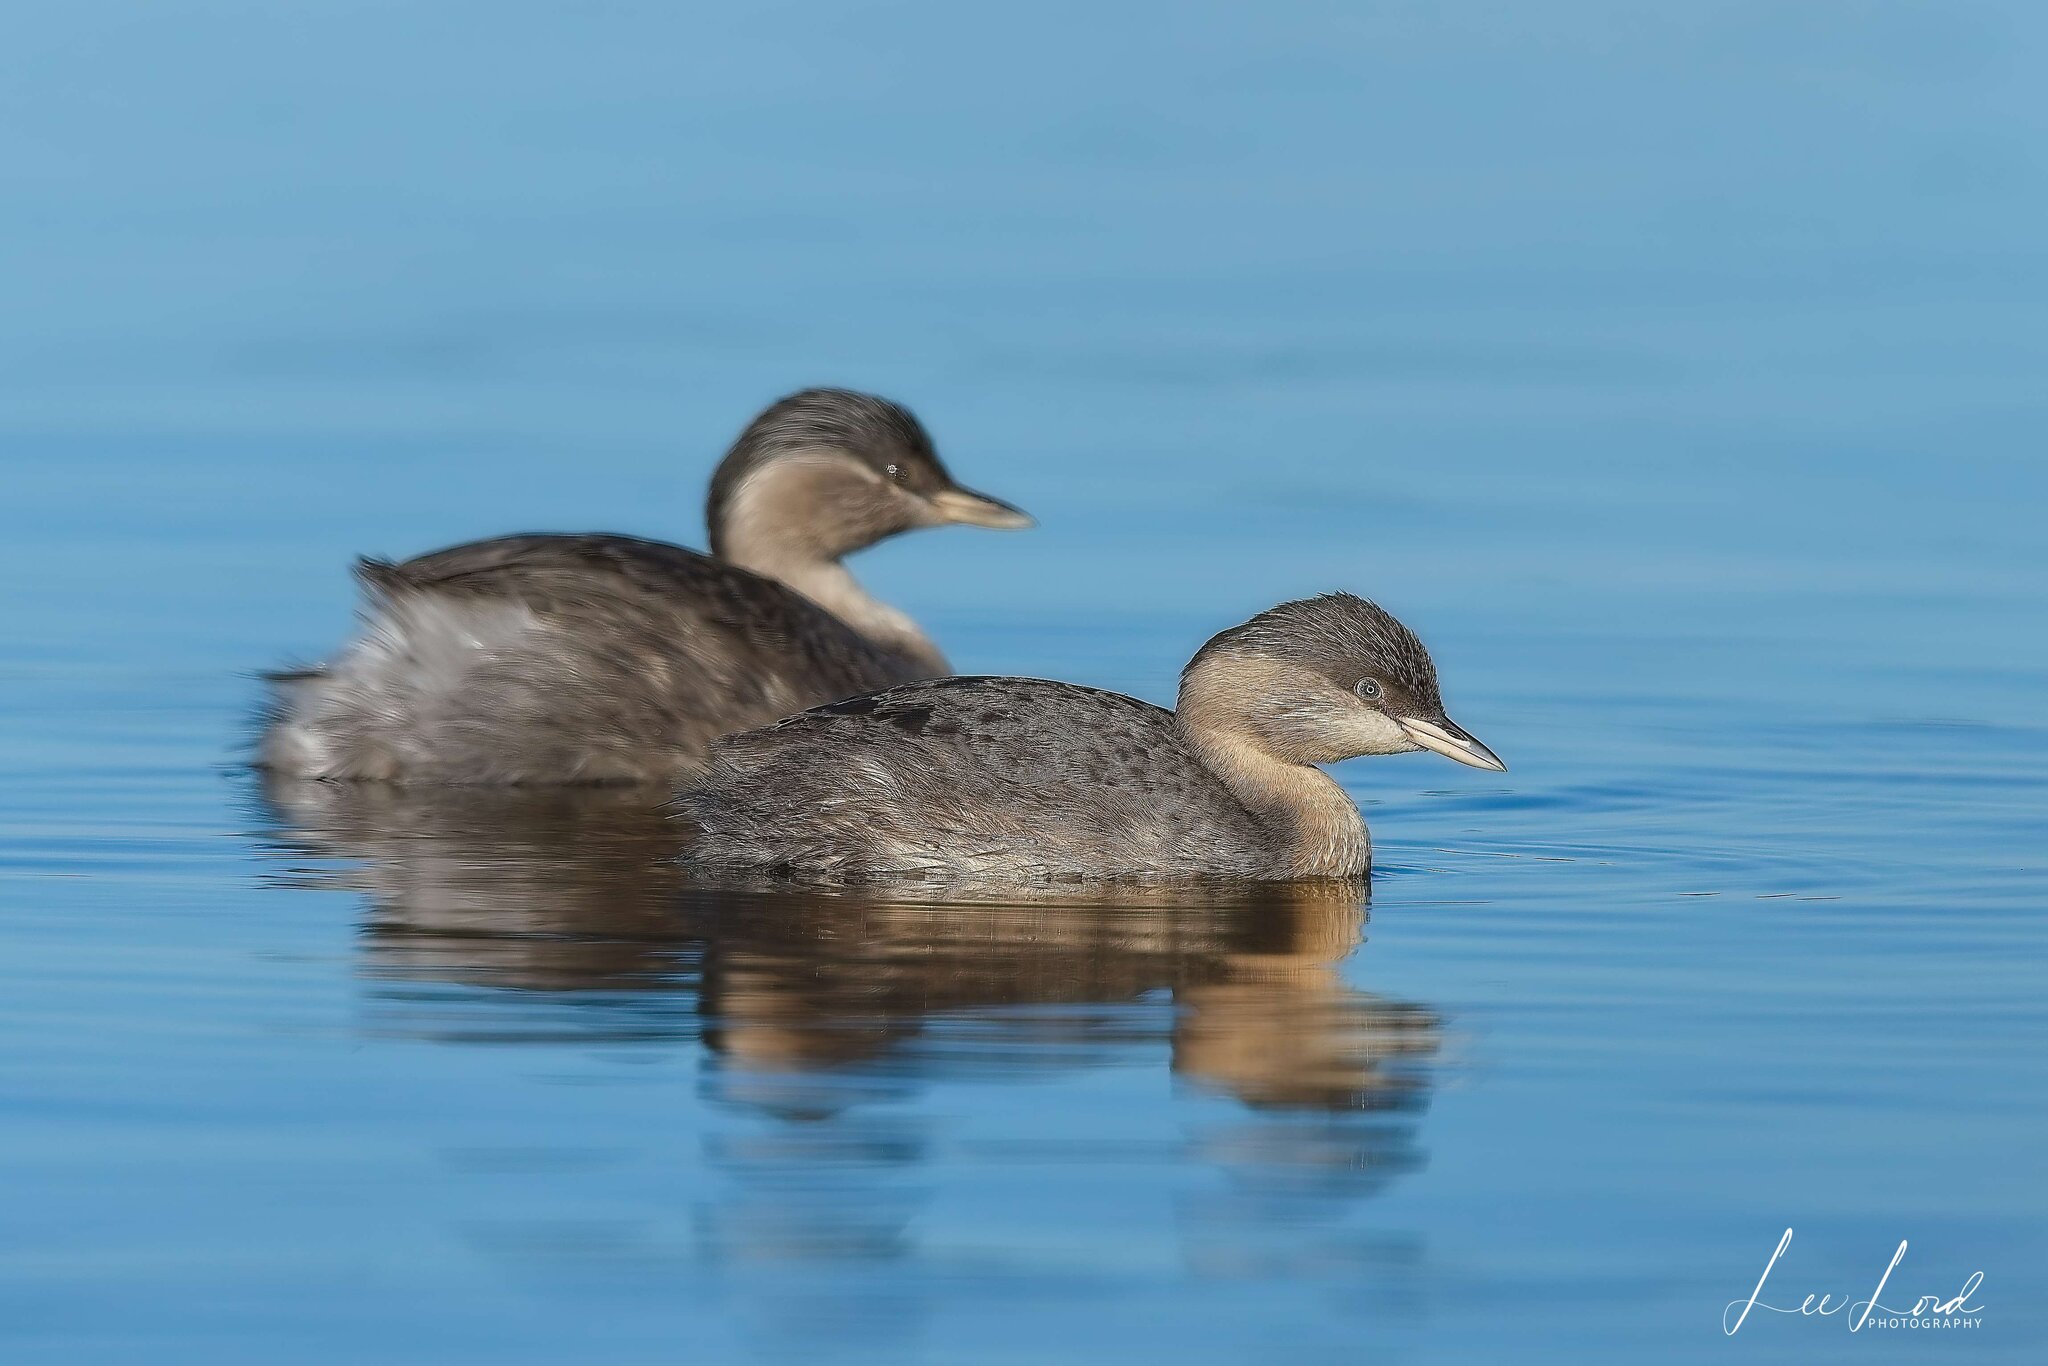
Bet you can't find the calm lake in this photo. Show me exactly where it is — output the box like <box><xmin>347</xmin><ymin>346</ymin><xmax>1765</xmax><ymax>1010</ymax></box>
<box><xmin>2</xmin><ymin>2</ymin><xmax>2043</xmax><ymax>1362</ymax></box>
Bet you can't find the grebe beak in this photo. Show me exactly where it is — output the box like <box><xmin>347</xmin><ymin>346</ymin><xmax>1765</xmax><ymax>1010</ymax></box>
<box><xmin>927</xmin><ymin>486</ymin><xmax>1035</xmax><ymax>530</ymax></box>
<box><xmin>1397</xmin><ymin>714</ymin><xmax>1506</xmax><ymax>772</ymax></box>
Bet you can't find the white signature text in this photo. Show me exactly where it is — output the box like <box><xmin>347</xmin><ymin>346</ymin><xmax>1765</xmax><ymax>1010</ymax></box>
<box><xmin>1722</xmin><ymin>1228</ymin><xmax>1985</xmax><ymax>1335</ymax></box>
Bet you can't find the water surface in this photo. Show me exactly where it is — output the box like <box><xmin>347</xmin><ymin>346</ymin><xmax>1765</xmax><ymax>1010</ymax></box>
<box><xmin>2</xmin><ymin>2</ymin><xmax>2045</xmax><ymax>1361</ymax></box>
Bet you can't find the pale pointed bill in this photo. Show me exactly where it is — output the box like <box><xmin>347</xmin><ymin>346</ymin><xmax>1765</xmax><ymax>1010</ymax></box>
<box><xmin>927</xmin><ymin>486</ymin><xmax>1035</xmax><ymax>529</ymax></box>
<box><xmin>1397</xmin><ymin>715</ymin><xmax>1507</xmax><ymax>772</ymax></box>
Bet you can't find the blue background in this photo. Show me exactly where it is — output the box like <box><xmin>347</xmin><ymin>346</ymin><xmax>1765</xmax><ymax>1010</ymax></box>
<box><xmin>1</xmin><ymin>2</ymin><xmax>2042</xmax><ymax>1361</ymax></box>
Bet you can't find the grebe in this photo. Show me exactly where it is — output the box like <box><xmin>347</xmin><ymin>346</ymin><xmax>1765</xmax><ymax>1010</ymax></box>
<box><xmin>678</xmin><ymin>593</ymin><xmax>1502</xmax><ymax>881</ymax></box>
<box><xmin>259</xmin><ymin>388</ymin><xmax>1030</xmax><ymax>784</ymax></box>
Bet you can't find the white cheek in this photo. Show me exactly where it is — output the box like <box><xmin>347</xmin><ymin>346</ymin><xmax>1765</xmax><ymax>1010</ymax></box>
<box><xmin>1349</xmin><ymin>708</ymin><xmax>1419</xmax><ymax>756</ymax></box>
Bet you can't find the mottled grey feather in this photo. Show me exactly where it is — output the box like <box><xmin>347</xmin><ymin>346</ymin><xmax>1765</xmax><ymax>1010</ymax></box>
<box><xmin>259</xmin><ymin>534</ymin><xmax>936</xmax><ymax>784</ymax></box>
<box><xmin>679</xmin><ymin>677</ymin><xmax>1283</xmax><ymax>881</ymax></box>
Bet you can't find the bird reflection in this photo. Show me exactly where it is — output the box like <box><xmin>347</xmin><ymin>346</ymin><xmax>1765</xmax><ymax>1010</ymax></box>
<box><xmin>258</xmin><ymin>777</ymin><xmax>1438</xmax><ymax>1116</ymax></box>
<box><xmin>255</xmin><ymin>779</ymin><xmax>1441</xmax><ymax>1335</ymax></box>
<box><xmin>689</xmin><ymin>883</ymin><xmax>1437</xmax><ymax>1122</ymax></box>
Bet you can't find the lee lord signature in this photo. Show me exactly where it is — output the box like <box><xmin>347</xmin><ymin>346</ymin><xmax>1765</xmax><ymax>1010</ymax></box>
<box><xmin>1723</xmin><ymin>1228</ymin><xmax>1987</xmax><ymax>1335</ymax></box>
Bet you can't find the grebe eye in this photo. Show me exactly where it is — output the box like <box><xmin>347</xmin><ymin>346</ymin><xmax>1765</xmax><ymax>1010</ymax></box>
<box><xmin>1355</xmin><ymin>678</ymin><xmax>1383</xmax><ymax>701</ymax></box>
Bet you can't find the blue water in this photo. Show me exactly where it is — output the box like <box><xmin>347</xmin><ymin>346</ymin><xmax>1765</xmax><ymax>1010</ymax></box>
<box><xmin>3</xmin><ymin>2</ymin><xmax>2044</xmax><ymax>1361</ymax></box>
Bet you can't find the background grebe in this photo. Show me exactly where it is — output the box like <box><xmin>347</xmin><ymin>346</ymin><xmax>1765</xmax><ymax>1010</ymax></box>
<box><xmin>259</xmin><ymin>388</ymin><xmax>1031</xmax><ymax>784</ymax></box>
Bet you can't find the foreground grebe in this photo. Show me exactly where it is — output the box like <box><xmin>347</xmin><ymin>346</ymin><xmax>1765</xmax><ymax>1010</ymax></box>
<box><xmin>678</xmin><ymin>593</ymin><xmax>1503</xmax><ymax>881</ymax></box>
<box><xmin>259</xmin><ymin>388</ymin><xmax>1030</xmax><ymax>784</ymax></box>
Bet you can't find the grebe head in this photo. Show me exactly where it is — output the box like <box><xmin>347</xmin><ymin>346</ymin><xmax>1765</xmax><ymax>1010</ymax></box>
<box><xmin>707</xmin><ymin>388</ymin><xmax>1031</xmax><ymax>565</ymax></box>
<box><xmin>1178</xmin><ymin>593</ymin><xmax>1505</xmax><ymax>772</ymax></box>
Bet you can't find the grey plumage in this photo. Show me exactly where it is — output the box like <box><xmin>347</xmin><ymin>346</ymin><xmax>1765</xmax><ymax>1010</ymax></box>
<box><xmin>678</xmin><ymin>593</ymin><xmax>1505</xmax><ymax>884</ymax></box>
<box><xmin>257</xmin><ymin>389</ymin><xmax>1029</xmax><ymax>785</ymax></box>
<box><xmin>682</xmin><ymin>677</ymin><xmax>1278</xmax><ymax>880</ymax></box>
